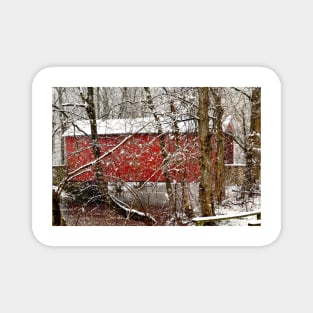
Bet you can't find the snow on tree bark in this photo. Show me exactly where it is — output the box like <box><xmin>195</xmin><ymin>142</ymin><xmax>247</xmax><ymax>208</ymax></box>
<box><xmin>243</xmin><ymin>87</ymin><xmax>261</xmax><ymax>195</ymax></box>
<box><xmin>144</xmin><ymin>87</ymin><xmax>176</xmax><ymax>217</ymax></box>
<box><xmin>211</xmin><ymin>88</ymin><xmax>226</xmax><ymax>205</ymax></box>
<box><xmin>198</xmin><ymin>87</ymin><xmax>215</xmax><ymax>217</ymax></box>
<box><xmin>250</xmin><ymin>87</ymin><xmax>261</xmax><ymax>184</ymax></box>
<box><xmin>82</xmin><ymin>87</ymin><xmax>112</xmax><ymax>208</ymax></box>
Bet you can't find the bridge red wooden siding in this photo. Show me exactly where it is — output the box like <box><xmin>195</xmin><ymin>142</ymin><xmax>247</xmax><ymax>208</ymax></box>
<box><xmin>65</xmin><ymin>133</ymin><xmax>233</xmax><ymax>183</ymax></box>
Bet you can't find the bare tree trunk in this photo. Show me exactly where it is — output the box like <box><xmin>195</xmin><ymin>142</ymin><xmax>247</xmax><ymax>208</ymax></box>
<box><xmin>52</xmin><ymin>190</ymin><xmax>66</xmax><ymax>226</ymax></box>
<box><xmin>212</xmin><ymin>89</ymin><xmax>225</xmax><ymax>204</ymax></box>
<box><xmin>250</xmin><ymin>87</ymin><xmax>261</xmax><ymax>185</ymax></box>
<box><xmin>82</xmin><ymin>87</ymin><xmax>112</xmax><ymax>208</ymax></box>
<box><xmin>198</xmin><ymin>87</ymin><xmax>215</xmax><ymax>216</ymax></box>
<box><xmin>119</xmin><ymin>87</ymin><xmax>128</xmax><ymax>118</ymax></box>
<box><xmin>96</xmin><ymin>87</ymin><xmax>101</xmax><ymax>119</ymax></box>
<box><xmin>243</xmin><ymin>87</ymin><xmax>261</xmax><ymax>196</ymax></box>
<box><xmin>144</xmin><ymin>87</ymin><xmax>176</xmax><ymax>217</ymax></box>
<box><xmin>170</xmin><ymin>99</ymin><xmax>192</xmax><ymax>217</ymax></box>
<box><xmin>101</xmin><ymin>87</ymin><xmax>110</xmax><ymax>119</ymax></box>
<box><xmin>230</xmin><ymin>87</ymin><xmax>261</xmax><ymax>199</ymax></box>
<box><xmin>56</xmin><ymin>87</ymin><xmax>65</xmax><ymax>165</ymax></box>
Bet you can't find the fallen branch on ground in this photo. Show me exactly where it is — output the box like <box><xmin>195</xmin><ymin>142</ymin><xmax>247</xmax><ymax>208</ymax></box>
<box><xmin>110</xmin><ymin>194</ymin><xmax>157</xmax><ymax>225</ymax></box>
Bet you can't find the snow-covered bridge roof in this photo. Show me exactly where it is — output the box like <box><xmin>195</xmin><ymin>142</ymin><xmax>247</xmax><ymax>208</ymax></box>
<box><xmin>63</xmin><ymin>116</ymin><xmax>232</xmax><ymax>136</ymax></box>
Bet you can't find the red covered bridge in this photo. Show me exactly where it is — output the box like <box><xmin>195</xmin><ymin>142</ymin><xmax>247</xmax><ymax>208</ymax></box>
<box><xmin>64</xmin><ymin>117</ymin><xmax>233</xmax><ymax>183</ymax></box>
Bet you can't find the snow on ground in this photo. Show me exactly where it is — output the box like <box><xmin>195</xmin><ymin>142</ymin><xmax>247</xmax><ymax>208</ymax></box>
<box><xmin>57</xmin><ymin>183</ymin><xmax>261</xmax><ymax>226</ymax></box>
<box><xmin>213</xmin><ymin>186</ymin><xmax>261</xmax><ymax>226</ymax></box>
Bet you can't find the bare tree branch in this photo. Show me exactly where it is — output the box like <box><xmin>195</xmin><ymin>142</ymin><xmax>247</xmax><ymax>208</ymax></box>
<box><xmin>231</xmin><ymin>87</ymin><xmax>252</xmax><ymax>100</ymax></box>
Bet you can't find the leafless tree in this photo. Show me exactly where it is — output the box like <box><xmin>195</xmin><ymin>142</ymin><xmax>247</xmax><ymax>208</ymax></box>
<box><xmin>197</xmin><ymin>87</ymin><xmax>215</xmax><ymax>216</ymax></box>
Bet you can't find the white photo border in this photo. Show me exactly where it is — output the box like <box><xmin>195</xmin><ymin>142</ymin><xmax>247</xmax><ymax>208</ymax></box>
<box><xmin>32</xmin><ymin>67</ymin><xmax>281</xmax><ymax>246</ymax></box>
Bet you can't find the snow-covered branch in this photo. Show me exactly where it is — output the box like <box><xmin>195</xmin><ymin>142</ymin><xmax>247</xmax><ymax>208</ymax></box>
<box><xmin>67</xmin><ymin>133</ymin><xmax>133</xmax><ymax>180</ymax></box>
<box><xmin>62</xmin><ymin>102</ymin><xmax>87</xmax><ymax>108</ymax></box>
<box><xmin>57</xmin><ymin>120</ymin><xmax>155</xmax><ymax>194</ymax></box>
<box><xmin>110</xmin><ymin>194</ymin><xmax>157</xmax><ymax>225</ymax></box>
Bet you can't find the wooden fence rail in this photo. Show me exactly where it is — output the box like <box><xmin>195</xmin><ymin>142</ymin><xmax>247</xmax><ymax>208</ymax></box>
<box><xmin>192</xmin><ymin>210</ymin><xmax>261</xmax><ymax>226</ymax></box>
